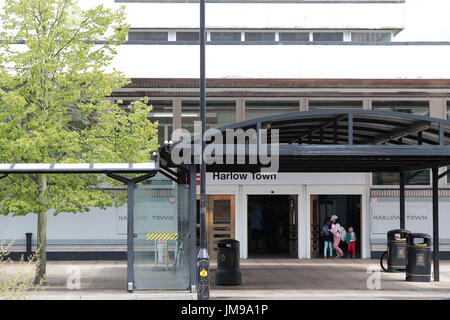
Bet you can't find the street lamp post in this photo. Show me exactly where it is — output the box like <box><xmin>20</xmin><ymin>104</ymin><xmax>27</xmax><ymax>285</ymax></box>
<box><xmin>197</xmin><ymin>0</ymin><xmax>210</xmax><ymax>300</ymax></box>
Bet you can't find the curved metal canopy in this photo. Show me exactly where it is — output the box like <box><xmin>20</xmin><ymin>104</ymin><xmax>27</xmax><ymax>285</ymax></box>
<box><xmin>159</xmin><ymin>110</ymin><xmax>450</xmax><ymax>173</ymax></box>
<box><xmin>218</xmin><ymin>109</ymin><xmax>450</xmax><ymax>146</ymax></box>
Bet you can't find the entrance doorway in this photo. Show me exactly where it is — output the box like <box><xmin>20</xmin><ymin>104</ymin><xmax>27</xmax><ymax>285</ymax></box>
<box><xmin>310</xmin><ymin>195</ymin><xmax>361</xmax><ymax>258</ymax></box>
<box><xmin>247</xmin><ymin>195</ymin><xmax>298</xmax><ymax>258</ymax></box>
<box><xmin>196</xmin><ymin>195</ymin><xmax>235</xmax><ymax>259</ymax></box>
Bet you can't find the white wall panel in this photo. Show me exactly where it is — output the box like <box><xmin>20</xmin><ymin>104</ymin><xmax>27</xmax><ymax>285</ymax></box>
<box><xmin>111</xmin><ymin>44</ymin><xmax>450</xmax><ymax>79</ymax></box>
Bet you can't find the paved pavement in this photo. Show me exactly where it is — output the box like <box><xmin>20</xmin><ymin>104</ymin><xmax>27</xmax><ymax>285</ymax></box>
<box><xmin>4</xmin><ymin>259</ymin><xmax>449</xmax><ymax>300</ymax></box>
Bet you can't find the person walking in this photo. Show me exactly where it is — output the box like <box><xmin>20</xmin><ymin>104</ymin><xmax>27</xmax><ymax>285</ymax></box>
<box><xmin>344</xmin><ymin>226</ymin><xmax>357</xmax><ymax>258</ymax></box>
<box><xmin>329</xmin><ymin>215</ymin><xmax>345</xmax><ymax>258</ymax></box>
<box><xmin>321</xmin><ymin>218</ymin><xmax>333</xmax><ymax>259</ymax></box>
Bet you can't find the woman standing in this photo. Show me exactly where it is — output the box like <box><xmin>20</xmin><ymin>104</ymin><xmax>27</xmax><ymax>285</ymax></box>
<box><xmin>329</xmin><ymin>215</ymin><xmax>345</xmax><ymax>258</ymax></box>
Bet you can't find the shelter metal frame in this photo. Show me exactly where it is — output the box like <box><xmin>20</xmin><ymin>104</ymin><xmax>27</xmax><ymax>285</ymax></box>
<box><xmin>0</xmin><ymin>161</ymin><xmax>196</xmax><ymax>292</ymax></box>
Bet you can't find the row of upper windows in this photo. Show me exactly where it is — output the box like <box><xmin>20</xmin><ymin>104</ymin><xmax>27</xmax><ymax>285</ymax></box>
<box><xmin>127</xmin><ymin>29</ymin><xmax>393</xmax><ymax>42</ymax></box>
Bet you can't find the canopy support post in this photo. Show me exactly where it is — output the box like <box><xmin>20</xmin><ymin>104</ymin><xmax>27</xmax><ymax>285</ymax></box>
<box><xmin>399</xmin><ymin>171</ymin><xmax>406</xmax><ymax>230</ymax></box>
<box><xmin>432</xmin><ymin>166</ymin><xmax>440</xmax><ymax>282</ymax></box>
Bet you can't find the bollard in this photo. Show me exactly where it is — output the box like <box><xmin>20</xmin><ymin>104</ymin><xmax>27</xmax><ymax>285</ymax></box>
<box><xmin>25</xmin><ymin>232</ymin><xmax>32</xmax><ymax>260</ymax></box>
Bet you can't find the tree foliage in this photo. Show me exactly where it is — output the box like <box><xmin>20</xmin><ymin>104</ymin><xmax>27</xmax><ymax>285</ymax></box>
<box><xmin>0</xmin><ymin>0</ymin><xmax>158</xmax><ymax>216</ymax></box>
<box><xmin>0</xmin><ymin>0</ymin><xmax>158</xmax><ymax>281</ymax></box>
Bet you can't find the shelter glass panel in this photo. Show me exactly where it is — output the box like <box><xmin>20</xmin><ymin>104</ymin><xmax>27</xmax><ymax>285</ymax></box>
<box><xmin>372</xmin><ymin>100</ymin><xmax>430</xmax><ymax>185</ymax></box>
<box><xmin>133</xmin><ymin>174</ymin><xmax>190</xmax><ymax>290</ymax></box>
<box><xmin>245</xmin><ymin>101</ymin><xmax>299</xmax><ymax>120</ymax></box>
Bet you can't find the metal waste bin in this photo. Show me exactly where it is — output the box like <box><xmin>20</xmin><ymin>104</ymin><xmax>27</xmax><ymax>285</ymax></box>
<box><xmin>215</xmin><ymin>239</ymin><xmax>241</xmax><ymax>285</ymax></box>
<box><xmin>406</xmin><ymin>233</ymin><xmax>432</xmax><ymax>282</ymax></box>
<box><xmin>384</xmin><ymin>229</ymin><xmax>411</xmax><ymax>272</ymax></box>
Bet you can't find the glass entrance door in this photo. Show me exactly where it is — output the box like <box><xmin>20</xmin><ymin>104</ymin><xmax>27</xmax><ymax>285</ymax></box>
<box><xmin>133</xmin><ymin>175</ymin><xmax>191</xmax><ymax>290</ymax></box>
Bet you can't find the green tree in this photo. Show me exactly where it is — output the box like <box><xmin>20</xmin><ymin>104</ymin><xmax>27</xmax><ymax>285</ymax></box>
<box><xmin>0</xmin><ymin>0</ymin><xmax>158</xmax><ymax>284</ymax></box>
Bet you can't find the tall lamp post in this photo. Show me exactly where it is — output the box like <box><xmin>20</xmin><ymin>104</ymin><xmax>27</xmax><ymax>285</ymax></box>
<box><xmin>197</xmin><ymin>0</ymin><xmax>210</xmax><ymax>300</ymax></box>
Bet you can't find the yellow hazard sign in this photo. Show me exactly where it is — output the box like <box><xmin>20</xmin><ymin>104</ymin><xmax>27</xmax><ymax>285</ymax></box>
<box><xmin>145</xmin><ymin>232</ymin><xmax>178</xmax><ymax>241</ymax></box>
<box><xmin>200</xmin><ymin>269</ymin><xmax>208</xmax><ymax>277</ymax></box>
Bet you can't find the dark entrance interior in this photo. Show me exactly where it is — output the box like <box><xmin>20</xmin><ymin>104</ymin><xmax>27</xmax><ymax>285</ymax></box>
<box><xmin>310</xmin><ymin>195</ymin><xmax>361</xmax><ymax>258</ymax></box>
<box><xmin>247</xmin><ymin>195</ymin><xmax>297</xmax><ymax>258</ymax></box>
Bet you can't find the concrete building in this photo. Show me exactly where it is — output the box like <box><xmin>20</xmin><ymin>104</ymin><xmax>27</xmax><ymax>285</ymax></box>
<box><xmin>2</xmin><ymin>0</ymin><xmax>450</xmax><ymax>264</ymax></box>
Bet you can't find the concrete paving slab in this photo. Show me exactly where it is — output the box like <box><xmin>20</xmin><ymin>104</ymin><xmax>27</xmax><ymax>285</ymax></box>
<box><xmin>1</xmin><ymin>258</ymin><xmax>448</xmax><ymax>300</ymax></box>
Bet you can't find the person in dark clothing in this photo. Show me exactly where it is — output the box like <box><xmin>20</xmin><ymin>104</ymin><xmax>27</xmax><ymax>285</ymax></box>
<box><xmin>263</xmin><ymin>203</ymin><xmax>277</xmax><ymax>253</ymax></box>
<box><xmin>321</xmin><ymin>217</ymin><xmax>334</xmax><ymax>258</ymax></box>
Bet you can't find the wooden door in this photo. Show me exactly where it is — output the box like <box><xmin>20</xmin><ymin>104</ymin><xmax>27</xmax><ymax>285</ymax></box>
<box><xmin>196</xmin><ymin>195</ymin><xmax>235</xmax><ymax>259</ymax></box>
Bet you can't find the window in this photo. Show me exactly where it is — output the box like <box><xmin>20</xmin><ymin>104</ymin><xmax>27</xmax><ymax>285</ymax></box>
<box><xmin>181</xmin><ymin>101</ymin><xmax>236</xmax><ymax>133</ymax></box>
<box><xmin>245</xmin><ymin>32</ymin><xmax>275</xmax><ymax>42</ymax></box>
<box><xmin>351</xmin><ymin>32</ymin><xmax>391</xmax><ymax>42</ymax></box>
<box><xmin>210</xmin><ymin>32</ymin><xmax>241</xmax><ymax>42</ymax></box>
<box><xmin>176</xmin><ymin>32</ymin><xmax>199</xmax><ymax>42</ymax></box>
<box><xmin>372</xmin><ymin>171</ymin><xmax>430</xmax><ymax>186</ymax></box>
<box><xmin>146</xmin><ymin>100</ymin><xmax>173</xmax><ymax>145</ymax></box>
<box><xmin>308</xmin><ymin>100</ymin><xmax>363</xmax><ymax>111</ymax></box>
<box><xmin>372</xmin><ymin>101</ymin><xmax>429</xmax><ymax>116</ymax></box>
<box><xmin>279</xmin><ymin>32</ymin><xmax>309</xmax><ymax>42</ymax></box>
<box><xmin>312</xmin><ymin>32</ymin><xmax>343</xmax><ymax>42</ymax></box>
<box><xmin>128</xmin><ymin>30</ymin><xmax>168</xmax><ymax>41</ymax></box>
<box><xmin>245</xmin><ymin>101</ymin><xmax>299</xmax><ymax>121</ymax></box>
<box><xmin>372</xmin><ymin>100</ymin><xmax>430</xmax><ymax>186</ymax></box>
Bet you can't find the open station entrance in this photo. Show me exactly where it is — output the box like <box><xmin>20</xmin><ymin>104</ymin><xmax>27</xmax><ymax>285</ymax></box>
<box><xmin>247</xmin><ymin>195</ymin><xmax>298</xmax><ymax>258</ymax></box>
<box><xmin>310</xmin><ymin>195</ymin><xmax>361</xmax><ymax>258</ymax></box>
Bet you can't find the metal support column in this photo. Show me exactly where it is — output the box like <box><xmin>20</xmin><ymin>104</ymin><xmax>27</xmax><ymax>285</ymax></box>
<box><xmin>189</xmin><ymin>165</ymin><xmax>198</xmax><ymax>292</ymax></box>
<box><xmin>432</xmin><ymin>167</ymin><xmax>440</xmax><ymax>282</ymax></box>
<box><xmin>127</xmin><ymin>181</ymin><xmax>135</xmax><ymax>292</ymax></box>
<box><xmin>348</xmin><ymin>113</ymin><xmax>353</xmax><ymax>145</ymax></box>
<box><xmin>399</xmin><ymin>171</ymin><xmax>406</xmax><ymax>230</ymax></box>
<box><xmin>197</xmin><ymin>0</ymin><xmax>210</xmax><ymax>300</ymax></box>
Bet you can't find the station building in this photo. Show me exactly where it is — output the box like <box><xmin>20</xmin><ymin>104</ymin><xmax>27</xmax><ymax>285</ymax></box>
<box><xmin>2</xmin><ymin>0</ymin><xmax>450</xmax><ymax>264</ymax></box>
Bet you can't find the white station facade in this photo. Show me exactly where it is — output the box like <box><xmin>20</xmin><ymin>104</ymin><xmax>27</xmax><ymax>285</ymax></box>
<box><xmin>1</xmin><ymin>0</ymin><xmax>450</xmax><ymax>260</ymax></box>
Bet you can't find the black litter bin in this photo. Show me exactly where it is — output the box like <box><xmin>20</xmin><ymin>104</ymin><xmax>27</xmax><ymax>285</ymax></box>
<box><xmin>385</xmin><ymin>229</ymin><xmax>411</xmax><ymax>272</ymax></box>
<box><xmin>406</xmin><ymin>233</ymin><xmax>432</xmax><ymax>282</ymax></box>
<box><xmin>215</xmin><ymin>239</ymin><xmax>242</xmax><ymax>285</ymax></box>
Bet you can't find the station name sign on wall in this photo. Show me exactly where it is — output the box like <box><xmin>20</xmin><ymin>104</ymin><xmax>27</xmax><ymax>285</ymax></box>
<box><xmin>205</xmin><ymin>172</ymin><xmax>366</xmax><ymax>185</ymax></box>
<box><xmin>212</xmin><ymin>172</ymin><xmax>277</xmax><ymax>181</ymax></box>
